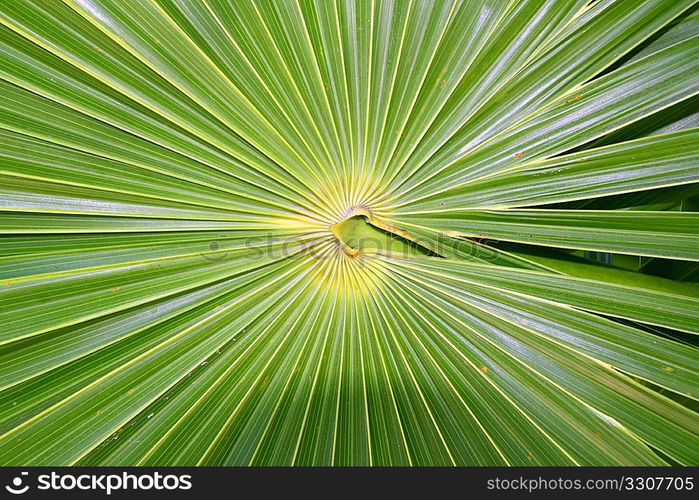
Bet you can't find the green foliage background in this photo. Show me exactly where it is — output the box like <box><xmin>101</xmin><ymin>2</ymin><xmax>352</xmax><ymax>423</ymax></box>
<box><xmin>0</xmin><ymin>0</ymin><xmax>698</xmax><ymax>465</ymax></box>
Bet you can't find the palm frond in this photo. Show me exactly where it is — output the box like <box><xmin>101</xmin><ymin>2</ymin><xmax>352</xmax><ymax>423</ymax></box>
<box><xmin>0</xmin><ymin>0</ymin><xmax>697</xmax><ymax>465</ymax></box>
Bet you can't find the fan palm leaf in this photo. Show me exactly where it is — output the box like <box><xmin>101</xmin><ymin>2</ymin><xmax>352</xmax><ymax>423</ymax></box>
<box><xmin>0</xmin><ymin>0</ymin><xmax>698</xmax><ymax>465</ymax></box>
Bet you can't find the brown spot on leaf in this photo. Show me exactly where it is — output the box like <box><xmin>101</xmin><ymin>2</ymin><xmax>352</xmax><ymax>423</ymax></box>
<box><xmin>513</xmin><ymin>152</ymin><xmax>523</xmax><ymax>159</ymax></box>
<box><xmin>480</xmin><ymin>366</ymin><xmax>488</xmax><ymax>374</ymax></box>
<box><xmin>662</xmin><ymin>366</ymin><xmax>674</xmax><ymax>372</ymax></box>
<box><xmin>440</xmin><ymin>80</ymin><xmax>445</xmax><ymax>88</ymax></box>
<box><xmin>261</xmin><ymin>377</ymin><xmax>269</xmax><ymax>390</ymax></box>
<box><xmin>111</xmin><ymin>286</ymin><xmax>120</xmax><ymax>292</ymax></box>
<box><xmin>567</xmin><ymin>94</ymin><xmax>582</xmax><ymax>103</ymax></box>
<box><xmin>594</xmin><ymin>432</ymin><xmax>601</xmax><ymax>438</ymax></box>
